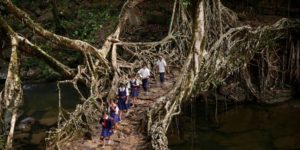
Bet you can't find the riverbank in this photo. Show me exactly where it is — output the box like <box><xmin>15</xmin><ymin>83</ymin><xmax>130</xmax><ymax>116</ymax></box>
<box><xmin>9</xmin><ymin>83</ymin><xmax>81</xmax><ymax>150</ymax></box>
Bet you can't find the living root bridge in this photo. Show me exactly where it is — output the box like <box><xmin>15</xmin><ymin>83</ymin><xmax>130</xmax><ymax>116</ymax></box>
<box><xmin>0</xmin><ymin>0</ymin><xmax>299</xmax><ymax>149</ymax></box>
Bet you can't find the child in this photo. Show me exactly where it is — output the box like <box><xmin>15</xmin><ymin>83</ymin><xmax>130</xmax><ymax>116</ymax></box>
<box><xmin>116</xmin><ymin>82</ymin><xmax>129</xmax><ymax>118</ymax></box>
<box><xmin>109</xmin><ymin>101</ymin><xmax>121</xmax><ymax>129</ymax></box>
<box><xmin>99</xmin><ymin>112</ymin><xmax>114</xmax><ymax>147</ymax></box>
<box><xmin>129</xmin><ymin>74</ymin><xmax>140</xmax><ymax>107</ymax></box>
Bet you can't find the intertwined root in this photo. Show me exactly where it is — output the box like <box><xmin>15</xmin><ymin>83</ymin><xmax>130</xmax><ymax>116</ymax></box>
<box><xmin>0</xmin><ymin>0</ymin><xmax>299</xmax><ymax>149</ymax></box>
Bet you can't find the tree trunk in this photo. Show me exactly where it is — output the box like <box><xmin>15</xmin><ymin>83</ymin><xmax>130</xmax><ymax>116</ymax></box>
<box><xmin>1</xmin><ymin>34</ymin><xmax>22</xmax><ymax>150</ymax></box>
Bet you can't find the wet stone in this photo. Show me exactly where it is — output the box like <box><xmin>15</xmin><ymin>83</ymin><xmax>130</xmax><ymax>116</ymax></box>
<box><xmin>17</xmin><ymin>123</ymin><xmax>32</xmax><ymax>132</ymax></box>
<box><xmin>14</xmin><ymin>132</ymin><xmax>30</xmax><ymax>140</ymax></box>
<box><xmin>30</xmin><ymin>132</ymin><xmax>47</xmax><ymax>145</ymax></box>
<box><xmin>39</xmin><ymin>117</ymin><xmax>57</xmax><ymax>126</ymax></box>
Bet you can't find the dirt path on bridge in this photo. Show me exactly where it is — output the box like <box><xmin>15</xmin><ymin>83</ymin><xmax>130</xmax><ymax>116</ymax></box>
<box><xmin>62</xmin><ymin>74</ymin><xmax>176</xmax><ymax>150</ymax></box>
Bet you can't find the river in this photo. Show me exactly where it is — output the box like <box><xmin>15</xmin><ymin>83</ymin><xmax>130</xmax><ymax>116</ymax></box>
<box><xmin>168</xmin><ymin>99</ymin><xmax>300</xmax><ymax>150</ymax></box>
<box><xmin>4</xmin><ymin>82</ymin><xmax>81</xmax><ymax>149</ymax></box>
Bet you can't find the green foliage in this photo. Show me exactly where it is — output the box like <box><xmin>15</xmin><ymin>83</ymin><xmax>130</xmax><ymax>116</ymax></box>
<box><xmin>70</xmin><ymin>7</ymin><xmax>118</xmax><ymax>43</ymax></box>
<box><xmin>23</xmin><ymin>57</ymin><xmax>40</xmax><ymax>69</ymax></box>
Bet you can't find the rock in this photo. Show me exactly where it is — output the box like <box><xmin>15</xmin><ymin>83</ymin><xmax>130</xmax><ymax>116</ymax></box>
<box><xmin>262</xmin><ymin>89</ymin><xmax>293</xmax><ymax>104</ymax></box>
<box><xmin>30</xmin><ymin>132</ymin><xmax>47</xmax><ymax>145</ymax></box>
<box><xmin>38</xmin><ymin>110</ymin><xmax>58</xmax><ymax>126</ymax></box>
<box><xmin>43</xmin><ymin>110</ymin><xmax>58</xmax><ymax>118</ymax></box>
<box><xmin>26</xmin><ymin>68</ymin><xmax>42</xmax><ymax>78</ymax></box>
<box><xmin>39</xmin><ymin>117</ymin><xmax>57</xmax><ymax>126</ymax></box>
<box><xmin>219</xmin><ymin>82</ymin><xmax>246</xmax><ymax>102</ymax></box>
<box><xmin>23</xmin><ymin>84</ymin><xmax>33</xmax><ymax>90</ymax></box>
<box><xmin>17</xmin><ymin>123</ymin><xmax>32</xmax><ymax>132</ymax></box>
<box><xmin>14</xmin><ymin>132</ymin><xmax>30</xmax><ymax>140</ymax></box>
<box><xmin>17</xmin><ymin>117</ymin><xmax>36</xmax><ymax>132</ymax></box>
<box><xmin>37</xmin><ymin>11</ymin><xmax>53</xmax><ymax>22</ymax></box>
<box><xmin>20</xmin><ymin>117</ymin><xmax>35</xmax><ymax>125</ymax></box>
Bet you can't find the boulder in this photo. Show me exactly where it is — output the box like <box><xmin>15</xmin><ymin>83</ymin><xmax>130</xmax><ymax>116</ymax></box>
<box><xmin>17</xmin><ymin>123</ymin><xmax>32</xmax><ymax>132</ymax></box>
<box><xmin>30</xmin><ymin>132</ymin><xmax>47</xmax><ymax>145</ymax></box>
<box><xmin>26</xmin><ymin>68</ymin><xmax>42</xmax><ymax>78</ymax></box>
<box><xmin>37</xmin><ymin>11</ymin><xmax>53</xmax><ymax>22</ymax></box>
<box><xmin>17</xmin><ymin>117</ymin><xmax>36</xmax><ymax>132</ymax></box>
<box><xmin>20</xmin><ymin>117</ymin><xmax>36</xmax><ymax>125</ymax></box>
<box><xmin>39</xmin><ymin>117</ymin><xmax>57</xmax><ymax>126</ymax></box>
<box><xmin>14</xmin><ymin>132</ymin><xmax>30</xmax><ymax>140</ymax></box>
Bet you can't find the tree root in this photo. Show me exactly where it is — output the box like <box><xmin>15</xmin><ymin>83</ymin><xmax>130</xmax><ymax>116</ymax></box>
<box><xmin>0</xmin><ymin>0</ymin><xmax>299</xmax><ymax>149</ymax></box>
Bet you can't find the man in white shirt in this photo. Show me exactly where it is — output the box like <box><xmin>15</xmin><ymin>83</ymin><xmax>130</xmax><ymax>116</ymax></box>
<box><xmin>156</xmin><ymin>56</ymin><xmax>167</xmax><ymax>87</ymax></box>
<box><xmin>137</xmin><ymin>63</ymin><xmax>150</xmax><ymax>95</ymax></box>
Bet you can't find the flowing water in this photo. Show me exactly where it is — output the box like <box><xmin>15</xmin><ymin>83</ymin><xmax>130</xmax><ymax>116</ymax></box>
<box><xmin>3</xmin><ymin>82</ymin><xmax>81</xmax><ymax>149</ymax></box>
<box><xmin>168</xmin><ymin>99</ymin><xmax>300</xmax><ymax>150</ymax></box>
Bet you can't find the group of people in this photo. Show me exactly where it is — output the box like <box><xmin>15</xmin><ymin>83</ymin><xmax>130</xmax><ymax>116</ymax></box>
<box><xmin>99</xmin><ymin>56</ymin><xmax>168</xmax><ymax>146</ymax></box>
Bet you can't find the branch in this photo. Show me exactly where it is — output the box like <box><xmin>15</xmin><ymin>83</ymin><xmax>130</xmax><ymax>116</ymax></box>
<box><xmin>0</xmin><ymin>16</ymin><xmax>76</xmax><ymax>78</ymax></box>
<box><xmin>0</xmin><ymin>0</ymin><xmax>109</xmax><ymax>67</ymax></box>
<box><xmin>18</xmin><ymin>37</ymin><xmax>76</xmax><ymax>78</ymax></box>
